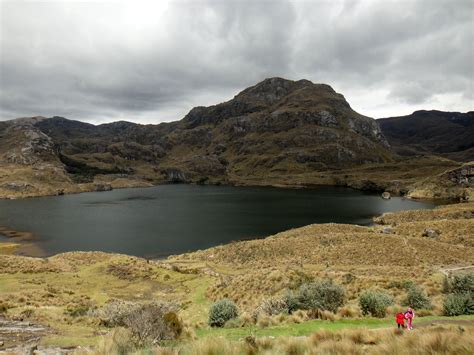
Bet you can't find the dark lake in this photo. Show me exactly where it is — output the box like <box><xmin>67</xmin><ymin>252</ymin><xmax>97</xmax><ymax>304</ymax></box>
<box><xmin>0</xmin><ymin>185</ymin><xmax>435</xmax><ymax>258</ymax></box>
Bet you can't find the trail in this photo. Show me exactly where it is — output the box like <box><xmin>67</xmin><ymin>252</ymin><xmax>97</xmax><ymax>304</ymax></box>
<box><xmin>439</xmin><ymin>265</ymin><xmax>474</xmax><ymax>276</ymax></box>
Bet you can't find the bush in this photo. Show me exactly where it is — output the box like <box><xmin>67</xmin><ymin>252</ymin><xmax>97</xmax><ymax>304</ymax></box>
<box><xmin>402</xmin><ymin>286</ymin><xmax>432</xmax><ymax>310</ymax></box>
<box><xmin>208</xmin><ymin>299</ymin><xmax>238</xmax><ymax>327</ymax></box>
<box><xmin>443</xmin><ymin>293</ymin><xmax>474</xmax><ymax>316</ymax></box>
<box><xmin>93</xmin><ymin>301</ymin><xmax>181</xmax><ymax>346</ymax></box>
<box><xmin>284</xmin><ymin>279</ymin><xmax>345</xmax><ymax>314</ymax></box>
<box><xmin>359</xmin><ymin>290</ymin><xmax>394</xmax><ymax>318</ymax></box>
<box><xmin>451</xmin><ymin>274</ymin><xmax>474</xmax><ymax>294</ymax></box>
<box><xmin>253</xmin><ymin>297</ymin><xmax>288</xmax><ymax>321</ymax></box>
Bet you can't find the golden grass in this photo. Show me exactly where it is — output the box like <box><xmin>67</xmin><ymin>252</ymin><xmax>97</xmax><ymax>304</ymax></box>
<box><xmin>79</xmin><ymin>323</ymin><xmax>474</xmax><ymax>354</ymax></box>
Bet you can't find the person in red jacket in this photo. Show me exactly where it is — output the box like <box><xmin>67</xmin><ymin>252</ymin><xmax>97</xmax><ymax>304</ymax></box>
<box><xmin>396</xmin><ymin>311</ymin><xmax>405</xmax><ymax>329</ymax></box>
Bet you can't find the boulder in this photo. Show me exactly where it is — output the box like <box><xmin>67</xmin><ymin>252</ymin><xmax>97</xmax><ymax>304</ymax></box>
<box><xmin>422</xmin><ymin>228</ymin><xmax>440</xmax><ymax>238</ymax></box>
<box><xmin>381</xmin><ymin>191</ymin><xmax>391</xmax><ymax>199</ymax></box>
<box><xmin>93</xmin><ymin>183</ymin><xmax>113</xmax><ymax>192</ymax></box>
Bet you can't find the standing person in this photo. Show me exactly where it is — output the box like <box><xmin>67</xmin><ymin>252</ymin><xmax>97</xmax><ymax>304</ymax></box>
<box><xmin>404</xmin><ymin>307</ymin><xmax>415</xmax><ymax>330</ymax></box>
<box><xmin>396</xmin><ymin>311</ymin><xmax>405</xmax><ymax>329</ymax></box>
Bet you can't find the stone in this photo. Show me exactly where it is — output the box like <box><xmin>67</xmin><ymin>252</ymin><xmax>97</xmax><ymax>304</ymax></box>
<box><xmin>381</xmin><ymin>227</ymin><xmax>393</xmax><ymax>234</ymax></box>
<box><xmin>381</xmin><ymin>191</ymin><xmax>391</xmax><ymax>199</ymax></box>
<box><xmin>422</xmin><ymin>228</ymin><xmax>440</xmax><ymax>238</ymax></box>
<box><xmin>93</xmin><ymin>183</ymin><xmax>113</xmax><ymax>192</ymax></box>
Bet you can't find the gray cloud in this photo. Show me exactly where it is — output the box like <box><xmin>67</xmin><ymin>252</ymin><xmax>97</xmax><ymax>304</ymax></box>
<box><xmin>0</xmin><ymin>0</ymin><xmax>472</xmax><ymax>123</ymax></box>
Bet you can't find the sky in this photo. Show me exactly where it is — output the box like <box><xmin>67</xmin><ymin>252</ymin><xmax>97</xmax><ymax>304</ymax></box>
<box><xmin>0</xmin><ymin>0</ymin><xmax>472</xmax><ymax>124</ymax></box>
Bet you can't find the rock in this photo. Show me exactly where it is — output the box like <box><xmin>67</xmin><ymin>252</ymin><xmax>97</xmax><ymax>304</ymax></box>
<box><xmin>381</xmin><ymin>227</ymin><xmax>393</xmax><ymax>234</ymax></box>
<box><xmin>0</xmin><ymin>182</ymin><xmax>34</xmax><ymax>191</ymax></box>
<box><xmin>381</xmin><ymin>191</ymin><xmax>391</xmax><ymax>199</ymax></box>
<box><xmin>0</xmin><ymin>340</ymin><xmax>3</xmax><ymax>347</ymax></box>
<box><xmin>442</xmin><ymin>163</ymin><xmax>474</xmax><ymax>186</ymax></box>
<box><xmin>422</xmin><ymin>228</ymin><xmax>440</xmax><ymax>238</ymax></box>
<box><xmin>93</xmin><ymin>183</ymin><xmax>113</xmax><ymax>192</ymax></box>
<box><xmin>27</xmin><ymin>344</ymin><xmax>37</xmax><ymax>355</ymax></box>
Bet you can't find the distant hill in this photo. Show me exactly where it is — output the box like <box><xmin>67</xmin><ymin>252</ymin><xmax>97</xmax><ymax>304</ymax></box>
<box><xmin>378</xmin><ymin>110</ymin><xmax>474</xmax><ymax>162</ymax></box>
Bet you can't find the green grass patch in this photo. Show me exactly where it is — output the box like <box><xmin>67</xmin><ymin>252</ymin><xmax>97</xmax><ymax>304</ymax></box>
<box><xmin>196</xmin><ymin>315</ymin><xmax>474</xmax><ymax>340</ymax></box>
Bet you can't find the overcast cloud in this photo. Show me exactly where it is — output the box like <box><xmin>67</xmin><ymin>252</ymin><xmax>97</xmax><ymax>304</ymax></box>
<box><xmin>0</xmin><ymin>0</ymin><xmax>472</xmax><ymax>123</ymax></box>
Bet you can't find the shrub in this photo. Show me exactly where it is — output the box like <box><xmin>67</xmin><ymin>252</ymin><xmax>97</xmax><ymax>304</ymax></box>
<box><xmin>208</xmin><ymin>299</ymin><xmax>238</xmax><ymax>327</ymax></box>
<box><xmin>451</xmin><ymin>274</ymin><xmax>474</xmax><ymax>294</ymax></box>
<box><xmin>401</xmin><ymin>280</ymin><xmax>415</xmax><ymax>290</ymax></box>
<box><xmin>93</xmin><ymin>301</ymin><xmax>181</xmax><ymax>346</ymax></box>
<box><xmin>284</xmin><ymin>279</ymin><xmax>346</xmax><ymax>314</ymax></box>
<box><xmin>387</xmin><ymin>279</ymin><xmax>415</xmax><ymax>290</ymax></box>
<box><xmin>359</xmin><ymin>290</ymin><xmax>394</xmax><ymax>317</ymax></box>
<box><xmin>403</xmin><ymin>286</ymin><xmax>432</xmax><ymax>310</ymax></box>
<box><xmin>443</xmin><ymin>293</ymin><xmax>474</xmax><ymax>316</ymax></box>
<box><xmin>258</xmin><ymin>297</ymin><xmax>288</xmax><ymax>317</ymax></box>
<box><xmin>122</xmin><ymin>303</ymin><xmax>182</xmax><ymax>346</ymax></box>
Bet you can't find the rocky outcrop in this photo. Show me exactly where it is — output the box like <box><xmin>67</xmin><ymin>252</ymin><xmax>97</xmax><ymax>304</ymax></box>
<box><xmin>407</xmin><ymin>162</ymin><xmax>474</xmax><ymax>200</ymax></box>
<box><xmin>441</xmin><ymin>163</ymin><xmax>474</xmax><ymax>186</ymax></box>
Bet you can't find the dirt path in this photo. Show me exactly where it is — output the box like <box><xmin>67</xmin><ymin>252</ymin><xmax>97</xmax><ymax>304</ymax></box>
<box><xmin>439</xmin><ymin>265</ymin><xmax>474</xmax><ymax>276</ymax></box>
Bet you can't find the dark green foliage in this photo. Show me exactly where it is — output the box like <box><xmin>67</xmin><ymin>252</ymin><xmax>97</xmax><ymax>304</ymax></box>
<box><xmin>359</xmin><ymin>290</ymin><xmax>394</xmax><ymax>318</ymax></box>
<box><xmin>59</xmin><ymin>153</ymin><xmax>124</xmax><ymax>183</ymax></box>
<box><xmin>403</xmin><ymin>286</ymin><xmax>432</xmax><ymax>309</ymax></box>
<box><xmin>451</xmin><ymin>274</ymin><xmax>474</xmax><ymax>294</ymax></box>
<box><xmin>284</xmin><ymin>279</ymin><xmax>346</xmax><ymax>314</ymax></box>
<box><xmin>401</xmin><ymin>280</ymin><xmax>415</xmax><ymax>290</ymax></box>
<box><xmin>443</xmin><ymin>293</ymin><xmax>474</xmax><ymax>316</ymax></box>
<box><xmin>208</xmin><ymin>299</ymin><xmax>239</xmax><ymax>327</ymax></box>
<box><xmin>387</xmin><ymin>279</ymin><xmax>414</xmax><ymax>290</ymax></box>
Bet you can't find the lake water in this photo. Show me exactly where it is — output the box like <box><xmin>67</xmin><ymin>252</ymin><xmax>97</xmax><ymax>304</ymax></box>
<box><xmin>0</xmin><ymin>185</ymin><xmax>435</xmax><ymax>258</ymax></box>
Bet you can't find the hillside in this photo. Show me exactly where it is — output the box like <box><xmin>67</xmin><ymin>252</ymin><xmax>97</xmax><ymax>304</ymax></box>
<box><xmin>378</xmin><ymin>110</ymin><xmax>474</xmax><ymax>162</ymax></box>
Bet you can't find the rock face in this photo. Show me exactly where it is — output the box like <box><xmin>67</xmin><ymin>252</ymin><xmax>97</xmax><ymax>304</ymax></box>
<box><xmin>442</xmin><ymin>163</ymin><xmax>474</xmax><ymax>186</ymax></box>
<box><xmin>406</xmin><ymin>162</ymin><xmax>474</xmax><ymax>201</ymax></box>
<box><xmin>378</xmin><ymin>110</ymin><xmax>474</xmax><ymax>162</ymax></box>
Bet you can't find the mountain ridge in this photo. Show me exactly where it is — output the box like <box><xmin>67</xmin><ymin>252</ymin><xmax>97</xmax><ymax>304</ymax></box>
<box><xmin>0</xmin><ymin>78</ymin><xmax>471</xmax><ymax>200</ymax></box>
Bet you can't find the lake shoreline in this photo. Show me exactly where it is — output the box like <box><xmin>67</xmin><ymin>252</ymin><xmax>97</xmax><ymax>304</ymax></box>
<box><xmin>0</xmin><ymin>184</ymin><xmax>439</xmax><ymax>259</ymax></box>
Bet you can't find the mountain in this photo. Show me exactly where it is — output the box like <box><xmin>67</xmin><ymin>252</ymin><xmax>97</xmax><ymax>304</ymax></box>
<box><xmin>378</xmin><ymin>110</ymin><xmax>474</xmax><ymax>162</ymax></box>
<box><xmin>0</xmin><ymin>78</ymin><xmax>468</xmax><ymax>199</ymax></box>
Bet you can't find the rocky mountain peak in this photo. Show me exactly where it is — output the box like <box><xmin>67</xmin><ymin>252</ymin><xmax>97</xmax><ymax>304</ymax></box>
<box><xmin>234</xmin><ymin>77</ymin><xmax>334</xmax><ymax>105</ymax></box>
